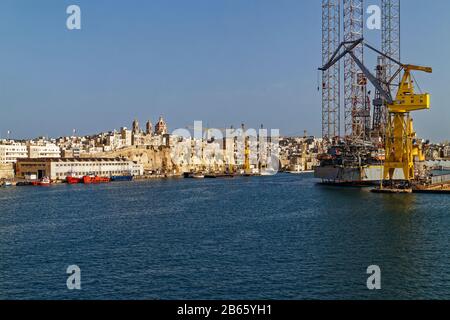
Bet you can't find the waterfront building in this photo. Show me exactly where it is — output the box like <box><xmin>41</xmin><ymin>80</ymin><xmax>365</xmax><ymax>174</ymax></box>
<box><xmin>0</xmin><ymin>142</ymin><xmax>28</xmax><ymax>163</ymax></box>
<box><xmin>15</xmin><ymin>158</ymin><xmax>144</xmax><ymax>180</ymax></box>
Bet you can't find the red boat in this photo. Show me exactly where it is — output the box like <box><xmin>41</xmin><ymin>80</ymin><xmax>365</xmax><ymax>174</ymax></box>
<box><xmin>31</xmin><ymin>177</ymin><xmax>51</xmax><ymax>186</ymax></box>
<box><xmin>82</xmin><ymin>175</ymin><xmax>111</xmax><ymax>184</ymax></box>
<box><xmin>66</xmin><ymin>176</ymin><xmax>82</xmax><ymax>184</ymax></box>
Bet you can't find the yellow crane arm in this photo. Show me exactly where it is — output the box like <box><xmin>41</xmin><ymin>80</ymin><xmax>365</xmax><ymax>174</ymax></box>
<box><xmin>403</xmin><ymin>64</ymin><xmax>432</xmax><ymax>73</ymax></box>
<box><xmin>388</xmin><ymin>64</ymin><xmax>433</xmax><ymax>113</ymax></box>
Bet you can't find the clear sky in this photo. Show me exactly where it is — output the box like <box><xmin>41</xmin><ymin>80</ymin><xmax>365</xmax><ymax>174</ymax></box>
<box><xmin>0</xmin><ymin>0</ymin><xmax>449</xmax><ymax>142</ymax></box>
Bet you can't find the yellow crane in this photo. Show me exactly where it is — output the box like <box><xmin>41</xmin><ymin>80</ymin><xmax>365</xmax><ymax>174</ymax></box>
<box><xmin>320</xmin><ymin>39</ymin><xmax>432</xmax><ymax>183</ymax></box>
<box><xmin>384</xmin><ymin>65</ymin><xmax>432</xmax><ymax>181</ymax></box>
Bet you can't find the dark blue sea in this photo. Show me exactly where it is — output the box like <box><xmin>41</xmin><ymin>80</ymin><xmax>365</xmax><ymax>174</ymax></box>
<box><xmin>1</xmin><ymin>174</ymin><xmax>449</xmax><ymax>300</ymax></box>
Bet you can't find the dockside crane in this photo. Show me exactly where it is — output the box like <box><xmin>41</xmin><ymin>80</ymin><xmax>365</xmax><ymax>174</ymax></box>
<box><xmin>320</xmin><ymin>38</ymin><xmax>432</xmax><ymax>184</ymax></box>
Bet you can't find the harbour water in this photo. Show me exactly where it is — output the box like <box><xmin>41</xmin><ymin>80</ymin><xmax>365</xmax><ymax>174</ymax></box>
<box><xmin>1</xmin><ymin>173</ymin><xmax>450</xmax><ymax>300</ymax></box>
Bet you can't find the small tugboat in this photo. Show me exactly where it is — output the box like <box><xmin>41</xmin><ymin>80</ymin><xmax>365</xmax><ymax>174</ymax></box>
<box><xmin>1</xmin><ymin>181</ymin><xmax>13</xmax><ymax>187</ymax></box>
<box><xmin>31</xmin><ymin>177</ymin><xmax>51</xmax><ymax>186</ymax></box>
<box><xmin>40</xmin><ymin>177</ymin><xmax>51</xmax><ymax>186</ymax></box>
<box><xmin>66</xmin><ymin>176</ymin><xmax>82</xmax><ymax>184</ymax></box>
<box><xmin>82</xmin><ymin>175</ymin><xmax>111</xmax><ymax>184</ymax></box>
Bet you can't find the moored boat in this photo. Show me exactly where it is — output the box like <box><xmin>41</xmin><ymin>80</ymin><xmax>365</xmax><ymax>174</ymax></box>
<box><xmin>16</xmin><ymin>181</ymin><xmax>32</xmax><ymax>186</ymax></box>
<box><xmin>31</xmin><ymin>177</ymin><xmax>51</xmax><ymax>186</ymax></box>
<box><xmin>40</xmin><ymin>177</ymin><xmax>51</xmax><ymax>186</ymax></box>
<box><xmin>1</xmin><ymin>181</ymin><xmax>13</xmax><ymax>187</ymax></box>
<box><xmin>183</xmin><ymin>172</ymin><xmax>205</xmax><ymax>179</ymax></box>
<box><xmin>66</xmin><ymin>176</ymin><xmax>82</xmax><ymax>184</ymax></box>
<box><xmin>110</xmin><ymin>175</ymin><xmax>133</xmax><ymax>182</ymax></box>
<box><xmin>204</xmin><ymin>174</ymin><xmax>234</xmax><ymax>179</ymax></box>
<box><xmin>82</xmin><ymin>175</ymin><xmax>111</xmax><ymax>184</ymax></box>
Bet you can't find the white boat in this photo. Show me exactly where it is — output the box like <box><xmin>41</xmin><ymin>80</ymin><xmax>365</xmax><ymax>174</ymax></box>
<box><xmin>31</xmin><ymin>177</ymin><xmax>51</xmax><ymax>186</ymax></box>
<box><xmin>40</xmin><ymin>177</ymin><xmax>51</xmax><ymax>185</ymax></box>
<box><xmin>1</xmin><ymin>181</ymin><xmax>12</xmax><ymax>187</ymax></box>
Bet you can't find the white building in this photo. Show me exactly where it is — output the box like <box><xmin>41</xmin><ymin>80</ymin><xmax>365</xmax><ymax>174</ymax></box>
<box><xmin>15</xmin><ymin>158</ymin><xmax>144</xmax><ymax>180</ymax></box>
<box><xmin>28</xmin><ymin>143</ymin><xmax>61</xmax><ymax>159</ymax></box>
<box><xmin>0</xmin><ymin>143</ymin><xmax>28</xmax><ymax>163</ymax></box>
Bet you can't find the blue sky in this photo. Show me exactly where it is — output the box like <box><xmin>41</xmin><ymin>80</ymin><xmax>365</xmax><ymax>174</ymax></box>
<box><xmin>0</xmin><ymin>0</ymin><xmax>449</xmax><ymax>141</ymax></box>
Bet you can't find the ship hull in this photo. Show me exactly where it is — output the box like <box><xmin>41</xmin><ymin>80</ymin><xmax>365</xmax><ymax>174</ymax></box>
<box><xmin>314</xmin><ymin>165</ymin><xmax>405</xmax><ymax>185</ymax></box>
<box><xmin>82</xmin><ymin>176</ymin><xmax>111</xmax><ymax>184</ymax></box>
<box><xmin>31</xmin><ymin>181</ymin><xmax>50</xmax><ymax>186</ymax></box>
<box><xmin>66</xmin><ymin>177</ymin><xmax>82</xmax><ymax>184</ymax></box>
<box><xmin>110</xmin><ymin>176</ymin><xmax>133</xmax><ymax>182</ymax></box>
